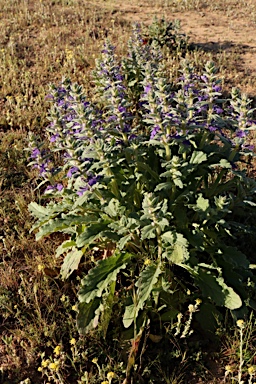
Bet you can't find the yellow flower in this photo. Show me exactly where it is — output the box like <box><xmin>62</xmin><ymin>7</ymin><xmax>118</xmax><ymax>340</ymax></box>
<box><xmin>70</xmin><ymin>338</ymin><xmax>76</xmax><ymax>345</ymax></box>
<box><xmin>195</xmin><ymin>298</ymin><xmax>202</xmax><ymax>305</ymax></box>
<box><xmin>41</xmin><ymin>359</ymin><xmax>50</xmax><ymax>368</ymax></box>
<box><xmin>38</xmin><ymin>367</ymin><xmax>43</xmax><ymax>372</ymax></box>
<box><xmin>101</xmin><ymin>381</ymin><xmax>109</xmax><ymax>384</ymax></box>
<box><xmin>225</xmin><ymin>365</ymin><xmax>234</xmax><ymax>373</ymax></box>
<box><xmin>49</xmin><ymin>362</ymin><xmax>59</xmax><ymax>371</ymax></box>
<box><xmin>72</xmin><ymin>304</ymin><xmax>78</xmax><ymax>312</ymax></box>
<box><xmin>38</xmin><ymin>264</ymin><xmax>44</xmax><ymax>272</ymax></box>
<box><xmin>188</xmin><ymin>304</ymin><xmax>195</xmax><ymax>313</ymax></box>
<box><xmin>144</xmin><ymin>258</ymin><xmax>151</xmax><ymax>266</ymax></box>
<box><xmin>248</xmin><ymin>366</ymin><xmax>255</xmax><ymax>375</ymax></box>
<box><xmin>60</xmin><ymin>295</ymin><xmax>66</xmax><ymax>302</ymax></box>
<box><xmin>53</xmin><ymin>345</ymin><xmax>61</xmax><ymax>356</ymax></box>
<box><xmin>237</xmin><ymin>319</ymin><xmax>245</xmax><ymax>329</ymax></box>
<box><xmin>107</xmin><ymin>372</ymin><xmax>115</xmax><ymax>380</ymax></box>
<box><xmin>92</xmin><ymin>357</ymin><xmax>98</xmax><ymax>364</ymax></box>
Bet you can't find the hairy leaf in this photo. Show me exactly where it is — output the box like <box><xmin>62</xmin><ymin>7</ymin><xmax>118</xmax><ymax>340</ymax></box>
<box><xmin>60</xmin><ymin>248</ymin><xmax>84</xmax><ymax>279</ymax></box>
<box><xmin>78</xmin><ymin>252</ymin><xmax>132</xmax><ymax>303</ymax></box>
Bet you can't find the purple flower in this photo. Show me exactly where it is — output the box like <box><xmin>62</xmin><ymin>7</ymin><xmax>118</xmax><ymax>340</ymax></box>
<box><xmin>67</xmin><ymin>167</ymin><xmax>79</xmax><ymax>178</ymax></box>
<box><xmin>201</xmin><ymin>75</ymin><xmax>208</xmax><ymax>83</ymax></box>
<box><xmin>150</xmin><ymin>125</ymin><xmax>160</xmax><ymax>139</ymax></box>
<box><xmin>213</xmin><ymin>85</ymin><xmax>222</xmax><ymax>93</ymax></box>
<box><xmin>77</xmin><ymin>175</ymin><xmax>101</xmax><ymax>196</ymax></box>
<box><xmin>236</xmin><ymin>130</ymin><xmax>247</xmax><ymax>138</ymax></box>
<box><xmin>56</xmin><ymin>183</ymin><xmax>63</xmax><ymax>191</ymax></box>
<box><xmin>213</xmin><ymin>106</ymin><xmax>223</xmax><ymax>114</ymax></box>
<box><xmin>45</xmin><ymin>185</ymin><xmax>55</xmax><ymax>192</ymax></box>
<box><xmin>39</xmin><ymin>163</ymin><xmax>48</xmax><ymax>175</ymax></box>
<box><xmin>144</xmin><ymin>84</ymin><xmax>152</xmax><ymax>94</ymax></box>
<box><xmin>50</xmin><ymin>134</ymin><xmax>59</xmax><ymax>142</ymax></box>
<box><xmin>31</xmin><ymin>148</ymin><xmax>40</xmax><ymax>159</ymax></box>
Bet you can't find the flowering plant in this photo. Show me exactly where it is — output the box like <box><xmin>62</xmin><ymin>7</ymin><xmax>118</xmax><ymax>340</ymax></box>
<box><xmin>28</xmin><ymin>25</ymin><xmax>256</xmax><ymax>345</ymax></box>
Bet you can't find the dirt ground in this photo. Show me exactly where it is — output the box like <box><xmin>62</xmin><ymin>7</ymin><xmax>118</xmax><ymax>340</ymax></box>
<box><xmin>112</xmin><ymin>0</ymin><xmax>256</xmax><ymax>96</ymax></box>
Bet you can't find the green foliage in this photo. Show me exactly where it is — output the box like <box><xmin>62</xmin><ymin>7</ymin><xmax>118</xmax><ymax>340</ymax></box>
<box><xmin>28</xmin><ymin>25</ymin><xmax>256</xmax><ymax>380</ymax></box>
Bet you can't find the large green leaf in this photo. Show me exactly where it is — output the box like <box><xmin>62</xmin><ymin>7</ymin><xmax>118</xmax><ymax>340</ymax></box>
<box><xmin>197</xmin><ymin>269</ymin><xmax>242</xmax><ymax>309</ymax></box>
<box><xmin>35</xmin><ymin>216</ymin><xmax>96</xmax><ymax>240</ymax></box>
<box><xmin>123</xmin><ymin>303</ymin><xmax>137</xmax><ymax>329</ymax></box>
<box><xmin>162</xmin><ymin>232</ymin><xmax>189</xmax><ymax>264</ymax></box>
<box><xmin>189</xmin><ymin>151</ymin><xmax>207</xmax><ymax>165</ymax></box>
<box><xmin>60</xmin><ymin>248</ymin><xmax>84</xmax><ymax>279</ymax></box>
<box><xmin>78</xmin><ymin>252</ymin><xmax>132</xmax><ymax>303</ymax></box>
<box><xmin>101</xmin><ymin>281</ymin><xmax>116</xmax><ymax>338</ymax></box>
<box><xmin>123</xmin><ymin>264</ymin><xmax>162</xmax><ymax>329</ymax></box>
<box><xmin>76</xmin><ymin>222</ymin><xmax>110</xmax><ymax>247</ymax></box>
<box><xmin>136</xmin><ymin>264</ymin><xmax>162</xmax><ymax>312</ymax></box>
<box><xmin>77</xmin><ymin>298</ymin><xmax>101</xmax><ymax>335</ymax></box>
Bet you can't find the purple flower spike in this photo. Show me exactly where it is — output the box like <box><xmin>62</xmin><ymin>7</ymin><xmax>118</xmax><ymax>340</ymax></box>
<box><xmin>236</xmin><ymin>130</ymin><xmax>247</xmax><ymax>138</ymax></box>
<box><xmin>31</xmin><ymin>148</ymin><xmax>41</xmax><ymax>159</ymax></box>
<box><xmin>67</xmin><ymin>167</ymin><xmax>79</xmax><ymax>178</ymax></box>
<box><xmin>150</xmin><ymin>125</ymin><xmax>160</xmax><ymax>139</ymax></box>
<box><xmin>144</xmin><ymin>84</ymin><xmax>152</xmax><ymax>94</ymax></box>
<box><xmin>50</xmin><ymin>133</ymin><xmax>59</xmax><ymax>142</ymax></box>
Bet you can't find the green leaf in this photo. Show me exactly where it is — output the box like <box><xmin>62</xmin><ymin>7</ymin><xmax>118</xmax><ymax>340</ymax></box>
<box><xmin>118</xmin><ymin>234</ymin><xmax>132</xmax><ymax>250</ymax></box>
<box><xmin>197</xmin><ymin>269</ymin><xmax>242</xmax><ymax>309</ymax></box>
<box><xmin>123</xmin><ymin>303</ymin><xmax>137</xmax><ymax>329</ymax></box>
<box><xmin>76</xmin><ymin>222</ymin><xmax>110</xmax><ymax>247</ymax></box>
<box><xmin>78</xmin><ymin>252</ymin><xmax>132</xmax><ymax>303</ymax></box>
<box><xmin>141</xmin><ymin>224</ymin><xmax>156</xmax><ymax>240</ymax></box>
<box><xmin>169</xmin><ymin>242</ymin><xmax>189</xmax><ymax>264</ymax></box>
<box><xmin>189</xmin><ymin>151</ymin><xmax>207</xmax><ymax>165</ymax></box>
<box><xmin>217</xmin><ymin>277</ymin><xmax>242</xmax><ymax>310</ymax></box>
<box><xmin>29</xmin><ymin>202</ymin><xmax>51</xmax><ymax>219</ymax></box>
<box><xmin>101</xmin><ymin>281</ymin><xmax>116</xmax><ymax>338</ymax></box>
<box><xmin>104</xmin><ymin>199</ymin><xmax>120</xmax><ymax>217</ymax></box>
<box><xmin>163</xmin><ymin>233</ymin><xmax>189</xmax><ymax>264</ymax></box>
<box><xmin>196</xmin><ymin>194</ymin><xmax>209</xmax><ymax>211</ymax></box>
<box><xmin>56</xmin><ymin>240</ymin><xmax>76</xmax><ymax>257</ymax></box>
<box><xmin>136</xmin><ymin>264</ymin><xmax>162</xmax><ymax>312</ymax></box>
<box><xmin>77</xmin><ymin>298</ymin><xmax>101</xmax><ymax>335</ymax></box>
<box><xmin>35</xmin><ymin>216</ymin><xmax>96</xmax><ymax>240</ymax></box>
<box><xmin>60</xmin><ymin>248</ymin><xmax>84</xmax><ymax>279</ymax></box>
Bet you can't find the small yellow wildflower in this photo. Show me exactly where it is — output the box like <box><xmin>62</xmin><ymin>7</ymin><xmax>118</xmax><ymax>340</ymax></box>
<box><xmin>101</xmin><ymin>381</ymin><xmax>109</xmax><ymax>384</ymax></box>
<box><xmin>48</xmin><ymin>361</ymin><xmax>59</xmax><ymax>371</ymax></box>
<box><xmin>41</xmin><ymin>359</ymin><xmax>50</xmax><ymax>368</ymax></box>
<box><xmin>248</xmin><ymin>366</ymin><xmax>255</xmax><ymax>375</ymax></box>
<box><xmin>38</xmin><ymin>367</ymin><xmax>43</xmax><ymax>372</ymax></box>
<box><xmin>70</xmin><ymin>338</ymin><xmax>76</xmax><ymax>345</ymax></box>
<box><xmin>53</xmin><ymin>345</ymin><xmax>61</xmax><ymax>356</ymax></box>
<box><xmin>92</xmin><ymin>357</ymin><xmax>98</xmax><ymax>364</ymax></box>
<box><xmin>107</xmin><ymin>372</ymin><xmax>115</xmax><ymax>380</ymax></box>
<box><xmin>60</xmin><ymin>295</ymin><xmax>66</xmax><ymax>302</ymax></box>
<box><xmin>38</xmin><ymin>264</ymin><xmax>44</xmax><ymax>272</ymax></box>
<box><xmin>195</xmin><ymin>298</ymin><xmax>202</xmax><ymax>305</ymax></box>
<box><xmin>225</xmin><ymin>365</ymin><xmax>234</xmax><ymax>374</ymax></box>
<box><xmin>71</xmin><ymin>304</ymin><xmax>78</xmax><ymax>312</ymax></box>
<box><xmin>237</xmin><ymin>319</ymin><xmax>245</xmax><ymax>329</ymax></box>
<box><xmin>144</xmin><ymin>258</ymin><xmax>151</xmax><ymax>266</ymax></box>
<box><xmin>188</xmin><ymin>304</ymin><xmax>195</xmax><ymax>313</ymax></box>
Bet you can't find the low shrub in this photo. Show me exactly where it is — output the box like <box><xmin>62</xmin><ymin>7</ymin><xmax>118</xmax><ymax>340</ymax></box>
<box><xmin>28</xmin><ymin>24</ymin><xmax>256</xmax><ymax>382</ymax></box>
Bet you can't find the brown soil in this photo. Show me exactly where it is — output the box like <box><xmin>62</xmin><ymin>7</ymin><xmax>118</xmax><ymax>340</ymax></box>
<box><xmin>112</xmin><ymin>1</ymin><xmax>256</xmax><ymax>96</ymax></box>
